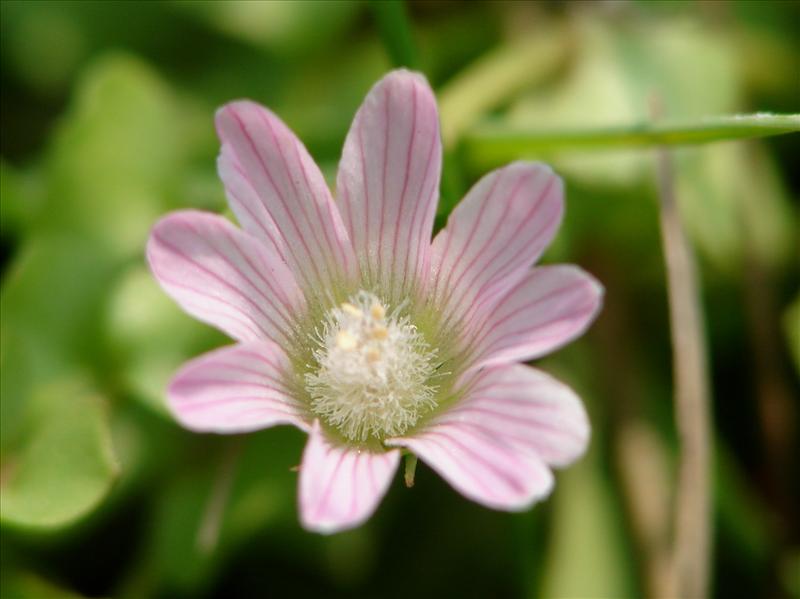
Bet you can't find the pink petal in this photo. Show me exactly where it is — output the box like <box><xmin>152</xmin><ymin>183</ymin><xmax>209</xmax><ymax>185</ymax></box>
<box><xmin>168</xmin><ymin>341</ymin><xmax>309</xmax><ymax>434</ymax></box>
<box><xmin>147</xmin><ymin>210</ymin><xmax>305</xmax><ymax>344</ymax></box>
<box><xmin>299</xmin><ymin>420</ymin><xmax>400</xmax><ymax>534</ymax></box>
<box><xmin>429</xmin><ymin>162</ymin><xmax>563</xmax><ymax>342</ymax></box>
<box><xmin>337</xmin><ymin>69</ymin><xmax>442</xmax><ymax>301</ymax></box>
<box><xmin>388</xmin><ymin>364</ymin><xmax>589</xmax><ymax>509</ymax></box>
<box><xmin>216</xmin><ymin>101</ymin><xmax>357</xmax><ymax>296</ymax></box>
<box><xmin>217</xmin><ymin>144</ymin><xmax>288</xmax><ymax>265</ymax></box>
<box><xmin>387</xmin><ymin>425</ymin><xmax>553</xmax><ymax>511</ymax></box>
<box><xmin>447</xmin><ymin>364</ymin><xmax>590</xmax><ymax>468</ymax></box>
<box><xmin>463</xmin><ymin>265</ymin><xmax>603</xmax><ymax>372</ymax></box>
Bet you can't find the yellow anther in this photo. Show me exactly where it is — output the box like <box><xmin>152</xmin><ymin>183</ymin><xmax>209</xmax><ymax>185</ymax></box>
<box><xmin>336</xmin><ymin>330</ymin><xmax>358</xmax><ymax>350</ymax></box>
<box><xmin>366</xmin><ymin>348</ymin><xmax>381</xmax><ymax>363</ymax></box>
<box><xmin>370</xmin><ymin>303</ymin><xmax>386</xmax><ymax>320</ymax></box>
<box><xmin>371</xmin><ymin>325</ymin><xmax>389</xmax><ymax>340</ymax></box>
<box><xmin>341</xmin><ymin>302</ymin><xmax>362</xmax><ymax>318</ymax></box>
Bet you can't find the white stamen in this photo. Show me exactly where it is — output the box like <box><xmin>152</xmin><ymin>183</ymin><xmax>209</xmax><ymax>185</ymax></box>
<box><xmin>370</xmin><ymin>324</ymin><xmax>389</xmax><ymax>340</ymax></box>
<box><xmin>305</xmin><ymin>291</ymin><xmax>437</xmax><ymax>442</ymax></box>
<box><xmin>341</xmin><ymin>302</ymin><xmax>362</xmax><ymax>318</ymax></box>
<box><xmin>370</xmin><ymin>303</ymin><xmax>385</xmax><ymax>320</ymax></box>
<box><xmin>336</xmin><ymin>330</ymin><xmax>357</xmax><ymax>350</ymax></box>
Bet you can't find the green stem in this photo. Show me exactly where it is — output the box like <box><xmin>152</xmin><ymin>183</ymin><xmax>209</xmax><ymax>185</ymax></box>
<box><xmin>465</xmin><ymin>113</ymin><xmax>800</xmax><ymax>167</ymax></box>
<box><xmin>196</xmin><ymin>439</ymin><xmax>242</xmax><ymax>554</ymax></box>
<box><xmin>404</xmin><ymin>453</ymin><xmax>418</xmax><ymax>488</ymax></box>
<box><xmin>370</xmin><ymin>0</ymin><xmax>418</xmax><ymax>69</ymax></box>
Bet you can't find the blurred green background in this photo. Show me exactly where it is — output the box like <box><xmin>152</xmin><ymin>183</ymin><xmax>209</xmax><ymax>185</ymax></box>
<box><xmin>1</xmin><ymin>1</ymin><xmax>798</xmax><ymax>598</ymax></box>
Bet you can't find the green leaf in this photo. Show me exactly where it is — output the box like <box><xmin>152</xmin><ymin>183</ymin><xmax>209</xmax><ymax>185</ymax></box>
<box><xmin>0</xmin><ymin>160</ymin><xmax>45</xmax><ymax>236</ymax></box>
<box><xmin>539</xmin><ymin>440</ymin><xmax>636</xmax><ymax>598</ymax></box>
<box><xmin>370</xmin><ymin>0</ymin><xmax>419</xmax><ymax>69</ymax></box>
<box><xmin>539</xmin><ymin>466</ymin><xmax>636</xmax><ymax>598</ymax></box>
<box><xmin>0</xmin><ymin>569</ymin><xmax>84</xmax><ymax>599</ymax></box>
<box><xmin>438</xmin><ymin>25</ymin><xmax>568</xmax><ymax>148</ymax></box>
<box><xmin>106</xmin><ymin>264</ymin><xmax>224</xmax><ymax>418</ymax></box>
<box><xmin>0</xmin><ymin>235</ymin><xmax>118</xmax><ymax>381</ymax></box>
<box><xmin>474</xmin><ymin>15</ymin><xmax>797</xmax><ymax>274</ymax></box>
<box><xmin>490</xmin><ymin>15</ymin><xmax>743</xmax><ymax>186</ymax></box>
<box><xmin>131</xmin><ymin>429</ymin><xmax>302</xmax><ymax>595</ymax></box>
<box><xmin>673</xmin><ymin>141</ymin><xmax>795</xmax><ymax>273</ymax></box>
<box><xmin>0</xmin><ymin>327</ymin><xmax>33</xmax><ymax>455</ymax></box>
<box><xmin>464</xmin><ymin>113</ymin><xmax>800</xmax><ymax>165</ymax></box>
<box><xmin>714</xmin><ymin>441</ymin><xmax>771</xmax><ymax>566</ymax></box>
<box><xmin>0</xmin><ymin>378</ymin><xmax>119</xmax><ymax>530</ymax></box>
<box><xmin>0</xmin><ymin>1</ymin><xmax>89</xmax><ymax>95</ymax></box>
<box><xmin>173</xmin><ymin>1</ymin><xmax>361</xmax><ymax>55</ymax></box>
<box><xmin>784</xmin><ymin>293</ymin><xmax>800</xmax><ymax>376</ymax></box>
<box><xmin>41</xmin><ymin>53</ymin><xmax>207</xmax><ymax>257</ymax></box>
<box><xmin>467</xmin><ymin>15</ymin><xmax>797</xmax><ymax>180</ymax></box>
<box><xmin>1</xmin><ymin>235</ymin><xmax>120</xmax><ymax>452</ymax></box>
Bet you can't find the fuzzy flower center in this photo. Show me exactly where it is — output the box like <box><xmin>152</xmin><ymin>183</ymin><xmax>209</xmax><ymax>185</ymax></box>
<box><xmin>305</xmin><ymin>291</ymin><xmax>437</xmax><ymax>442</ymax></box>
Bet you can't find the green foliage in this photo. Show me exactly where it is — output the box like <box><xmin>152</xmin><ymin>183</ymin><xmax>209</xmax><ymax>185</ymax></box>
<box><xmin>41</xmin><ymin>53</ymin><xmax>206</xmax><ymax>257</ymax></box>
<box><xmin>144</xmin><ymin>430</ymin><xmax>301</xmax><ymax>594</ymax></box>
<box><xmin>785</xmin><ymin>294</ymin><xmax>800</xmax><ymax>376</ymax></box>
<box><xmin>0</xmin><ymin>378</ymin><xmax>118</xmax><ymax>530</ymax></box>
<box><xmin>2</xmin><ymin>237</ymin><xmax>114</xmax><ymax>359</ymax></box>
<box><xmin>0</xmin><ymin>570</ymin><xmax>85</xmax><ymax>599</ymax></box>
<box><xmin>0</xmin><ymin>160</ymin><xmax>44</xmax><ymax>236</ymax></box>
<box><xmin>540</xmin><ymin>459</ymin><xmax>637</xmax><ymax>599</ymax></box>
<box><xmin>462</xmin><ymin>14</ymin><xmax>798</xmax><ymax>274</ymax></box>
<box><xmin>106</xmin><ymin>264</ymin><xmax>223</xmax><ymax>419</ymax></box>
<box><xmin>174</xmin><ymin>0</ymin><xmax>362</xmax><ymax>56</ymax></box>
<box><xmin>0</xmin><ymin>228</ymin><xmax>120</xmax><ymax>535</ymax></box>
<box><xmin>1</xmin><ymin>0</ymin><xmax>798</xmax><ymax>597</ymax></box>
<box><xmin>1</xmin><ymin>236</ymin><xmax>118</xmax><ymax>448</ymax></box>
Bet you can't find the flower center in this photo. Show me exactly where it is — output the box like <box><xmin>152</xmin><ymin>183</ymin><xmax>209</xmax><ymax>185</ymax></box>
<box><xmin>305</xmin><ymin>291</ymin><xmax>437</xmax><ymax>442</ymax></box>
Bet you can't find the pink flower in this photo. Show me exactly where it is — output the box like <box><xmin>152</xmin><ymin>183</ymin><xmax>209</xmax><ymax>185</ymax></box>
<box><xmin>147</xmin><ymin>70</ymin><xmax>603</xmax><ymax>534</ymax></box>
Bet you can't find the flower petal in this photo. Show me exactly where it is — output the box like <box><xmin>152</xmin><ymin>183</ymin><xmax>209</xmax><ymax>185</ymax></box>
<box><xmin>337</xmin><ymin>69</ymin><xmax>442</xmax><ymax>301</ymax></box>
<box><xmin>216</xmin><ymin>100</ymin><xmax>357</xmax><ymax>296</ymax></box>
<box><xmin>448</xmin><ymin>364</ymin><xmax>590</xmax><ymax>468</ymax></box>
<box><xmin>387</xmin><ymin>424</ymin><xmax>553</xmax><ymax>511</ymax></box>
<box><xmin>217</xmin><ymin>143</ymin><xmax>288</xmax><ymax>264</ymax></box>
<box><xmin>168</xmin><ymin>341</ymin><xmax>308</xmax><ymax>433</ymax></box>
<box><xmin>299</xmin><ymin>421</ymin><xmax>400</xmax><ymax>534</ymax></box>
<box><xmin>388</xmin><ymin>364</ymin><xmax>588</xmax><ymax>509</ymax></box>
<box><xmin>429</xmin><ymin>162</ymin><xmax>563</xmax><ymax>341</ymax></box>
<box><xmin>463</xmin><ymin>265</ymin><xmax>603</xmax><ymax>371</ymax></box>
<box><xmin>147</xmin><ymin>210</ymin><xmax>305</xmax><ymax>344</ymax></box>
